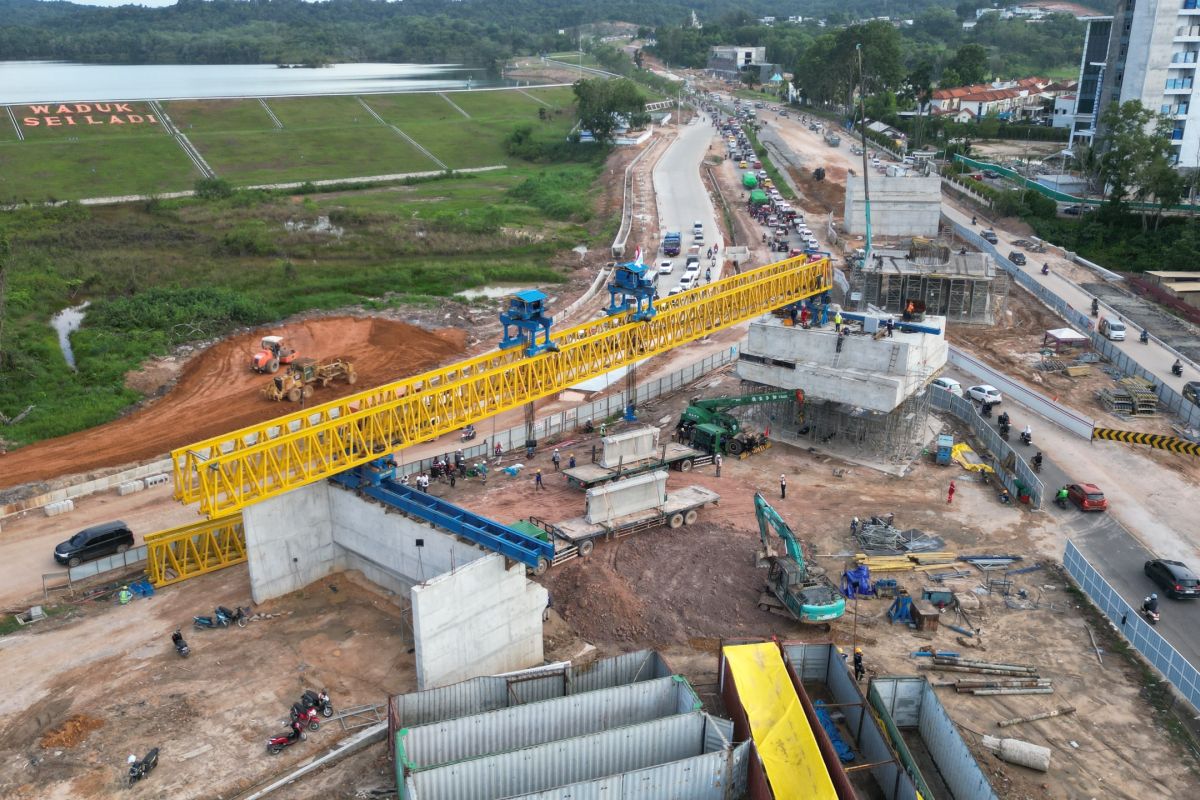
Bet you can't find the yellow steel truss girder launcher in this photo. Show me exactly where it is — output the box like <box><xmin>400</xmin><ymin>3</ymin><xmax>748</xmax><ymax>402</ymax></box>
<box><xmin>144</xmin><ymin>514</ymin><xmax>246</xmax><ymax>587</ymax></box>
<box><xmin>173</xmin><ymin>256</ymin><xmax>831</xmax><ymax>517</ymax></box>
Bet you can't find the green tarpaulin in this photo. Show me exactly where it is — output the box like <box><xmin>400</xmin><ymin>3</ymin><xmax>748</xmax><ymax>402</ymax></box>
<box><xmin>750</xmin><ymin>189</ymin><xmax>769</xmax><ymax>205</ymax></box>
<box><xmin>742</xmin><ymin>173</ymin><xmax>759</xmax><ymax>189</ymax></box>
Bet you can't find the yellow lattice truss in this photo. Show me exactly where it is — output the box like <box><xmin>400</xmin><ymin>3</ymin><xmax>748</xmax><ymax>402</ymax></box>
<box><xmin>145</xmin><ymin>515</ymin><xmax>246</xmax><ymax>587</ymax></box>
<box><xmin>173</xmin><ymin>255</ymin><xmax>832</xmax><ymax>517</ymax></box>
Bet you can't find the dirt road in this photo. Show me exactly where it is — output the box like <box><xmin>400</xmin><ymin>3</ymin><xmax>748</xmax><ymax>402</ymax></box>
<box><xmin>0</xmin><ymin>317</ymin><xmax>467</xmax><ymax>491</ymax></box>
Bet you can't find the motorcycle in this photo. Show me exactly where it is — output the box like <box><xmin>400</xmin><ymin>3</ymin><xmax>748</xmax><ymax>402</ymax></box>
<box><xmin>1142</xmin><ymin>604</ymin><xmax>1160</xmax><ymax>626</ymax></box>
<box><xmin>460</xmin><ymin>425</ymin><xmax>477</xmax><ymax>442</ymax></box>
<box><xmin>998</xmin><ymin>422</ymin><xmax>1010</xmax><ymax>441</ymax></box>
<box><xmin>1140</xmin><ymin>329</ymin><xmax>1149</xmax><ymax>344</ymax></box>
<box><xmin>127</xmin><ymin>748</ymin><xmax>159</xmax><ymax>785</ymax></box>
<box><xmin>171</xmin><ymin>629</ymin><xmax>190</xmax><ymax>658</ymax></box>
<box><xmin>1172</xmin><ymin>361</ymin><xmax>1184</xmax><ymax>377</ymax></box>
<box><xmin>290</xmin><ymin>702</ymin><xmax>321</xmax><ymax>732</ymax></box>
<box><xmin>194</xmin><ymin>606</ymin><xmax>248</xmax><ymax>629</ymax></box>
<box><xmin>300</xmin><ymin>689</ymin><xmax>334</xmax><ymax>718</ymax></box>
<box><xmin>1041</xmin><ymin>263</ymin><xmax>1049</xmax><ymax>276</ymax></box>
<box><xmin>266</xmin><ymin>723</ymin><xmax>307</xmax><ymax>755</ymax></box>
<box><xmin>1019</xmin><ymin>430</ymin><xmax>1033</xmax><ymax>446</ymax></box>
<box><xmin>1054</xmin><ymin>493</ymin><xmax>1069</xmax><ymax>509</ymax></box>
<box><xmin>1091</xmin><ymin>299</ymin><xmax>1099</xmax><ymax>317</ymax></box>
<box><xmin>1032</xmin><ymin>455</ymin><xmax>1043</xmax><ymax>473</ymax></box>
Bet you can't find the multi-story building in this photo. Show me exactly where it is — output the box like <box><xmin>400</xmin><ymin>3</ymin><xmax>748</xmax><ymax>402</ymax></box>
<box><xmin>1071</xmin><ymin>0</ymin><xmax>1200</xmax><ymax>167</ymax></box>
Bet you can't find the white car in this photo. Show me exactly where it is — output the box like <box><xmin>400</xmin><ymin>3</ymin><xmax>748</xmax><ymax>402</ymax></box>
<box><xmin>667</xmin><ymin>286</ymin><xmax>683</xmax><ymax>297</ymax></box>
<box><xmin>693</xmin><ymin>220</ymin><xmax>704</xmax><ymax>232</ymax></box>
<box><xmin>684</xmin><ymin>260</ymin><xmax>700</xmax><ymax>273</ymax></box>
<box><xmin>931</xmin><ymin>377</ymin><xmax>964</xmax><ymax>397</ymax></box>
<box><xmin>658</xmin><ymin>260</ymin><xmax>674</xmax><ymax>275</ymax></box>
<box><xmin>693</xmin><ymin>231</ymin><xmax>705</xmax><ymax>244</ymax></box>
<box><xmin>679</xmin><ymin>274</ymin><xmax>696</xmax><ymax>289</ymax></box>
<box><xmin>967</xmin><ymin>385</ymin><xmax>1003</xmax><ymax>405</ymax></box>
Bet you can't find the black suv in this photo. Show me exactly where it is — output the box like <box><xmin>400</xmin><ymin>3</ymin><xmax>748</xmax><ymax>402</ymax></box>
<box><xmin>1182</xmin><ymin>381</ymin><xmax>1200</xmax><ymax>407</ymax></box>
<box><xmin>1008</xmin><ymin>251</ymin><xmax>1027</xmax><ymax>266</ymax></box>
<box><xmin>1144</xmin><ymin>559</ymin><xmax>1200</xmax><ymax>599</ymax></box>
<box><xmin>54</xmin><ymin>520</ymin><xmax>134</xmax><ymax>567</ymax></box>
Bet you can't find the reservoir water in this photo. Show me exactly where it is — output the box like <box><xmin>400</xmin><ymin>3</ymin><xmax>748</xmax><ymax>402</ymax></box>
<box><xmin>0</xmin><ymin>61</ymin><xmax>533</xmax><ymax>105</ymax></box>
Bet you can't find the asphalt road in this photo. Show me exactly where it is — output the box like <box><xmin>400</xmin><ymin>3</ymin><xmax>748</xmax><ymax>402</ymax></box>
<box><xmin>652</xmin><ymin>116</ymin><xmax>721</xmax><ymax>294</ymax></box>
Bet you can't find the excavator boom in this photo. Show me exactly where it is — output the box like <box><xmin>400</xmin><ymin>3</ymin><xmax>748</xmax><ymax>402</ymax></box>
<box><xmin>753</xmin><ymin>493</ymin><xmax>805</xmax><ymax>566</ymax></box>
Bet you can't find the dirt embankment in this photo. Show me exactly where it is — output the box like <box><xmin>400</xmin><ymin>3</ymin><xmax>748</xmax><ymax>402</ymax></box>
<box><xmin>0</xmin><ymin>317</ymin><xmax>467</xmax><ymax>490</ymax></box>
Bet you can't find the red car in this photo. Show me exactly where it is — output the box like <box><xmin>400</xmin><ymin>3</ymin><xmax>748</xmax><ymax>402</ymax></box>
<box><xmin>1067</xmin><ymin>483</ymin><xmax>1108</xmax><ymax>512</ymax></box>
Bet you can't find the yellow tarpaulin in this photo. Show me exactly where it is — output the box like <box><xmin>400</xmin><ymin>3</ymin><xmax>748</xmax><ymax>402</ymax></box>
<box><xmin>724</xmin><ymin>643</ymin><xmax>837</xmax><ymax>800</ymax></box>
<box><xmin>951</xmin><ymin>442</ymin><xmax>994</xmax><ymax>474</ymax></box>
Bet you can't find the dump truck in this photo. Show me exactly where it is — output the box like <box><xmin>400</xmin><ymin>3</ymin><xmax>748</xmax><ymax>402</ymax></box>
<box><xmin>261</xmin><ymin>357</ymin><xmax>357</xmax><ymax>402</ymax></box>
<box><xmin>525</xmin><ymin>471</ymin><xmax>720</xmax><ymax>565</ymax></box>
<box><xmin>742</xmin><ymin>172</ymin><xmax>758</xmax><ymax>190</ymax></box>
<box><xmin>676</xmin><ymin>390</ymin><xmax>798</xmax><ymax>456</ymax></box>
<box><xmin>754</xmin><ymin>493</ymin><xmax>845</xmax><ymax>628</ymax></box>
<box><xmin>250</xmin><ymin>335</ymin><xmax>298</xmax><ymax>373</ymax></box>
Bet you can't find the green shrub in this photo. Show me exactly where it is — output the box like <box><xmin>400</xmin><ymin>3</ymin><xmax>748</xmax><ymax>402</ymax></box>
<box><xmin>509</xmin><ymin>171</ymin><xmax>593</xmax><ymax>220</ymax></box>
<box><xmin>219</xmin><ymin>221</ymin><xmax>278</xmax><ymax>256</ymax></box>
<box><xmin>194</xmin><ymin>177</ymin><xmax>235</xmax><ymax>200</ymax></box>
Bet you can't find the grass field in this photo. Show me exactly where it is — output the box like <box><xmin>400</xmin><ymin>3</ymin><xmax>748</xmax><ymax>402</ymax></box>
<box><xmin>0</xmin><ymin>86</ymin><xmax>577</xmax><ymax>201</ymax></box>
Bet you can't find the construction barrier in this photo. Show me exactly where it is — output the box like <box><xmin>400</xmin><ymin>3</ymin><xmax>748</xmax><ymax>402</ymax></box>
<box><xmin>145</xmin><ymin>514</ymin><xmax>246</xmax><ymax>587</ymax></box>
<box><xmin>1091</xmin><ymin>427</ymin><xmax>1200</xmax><ymax>456</ymax></box>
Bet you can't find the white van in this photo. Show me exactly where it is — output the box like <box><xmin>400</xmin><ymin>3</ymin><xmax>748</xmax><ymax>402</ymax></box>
<box><xmin>1100</xmin><ymin>317</ymin><xmax>1126</xmax><ymax>341</ymax></box>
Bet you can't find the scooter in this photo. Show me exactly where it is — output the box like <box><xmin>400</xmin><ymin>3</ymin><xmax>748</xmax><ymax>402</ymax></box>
<box><xmin>1054</xmin><ymin>493</ymin><xmax>1069</xmax><ymax>509</ymax></box>
<box><xmin>300</xmin><ymin>689</ymin><xmax>334</xmax><ymax>718</ymax></box>
<box><xmin>215</xmin><ymin>605</ymin><xmax>249</xmax><ymax>628</ymax></box>
<box><xmin>290</xmin><ymin>702</ymin><xmax>321</xmax><ymax>731</ymax></box>
<box><xmin>1140</xmin><ymin>329</ymin><xmax>1150</xmax><ymax>344</ymax></box>
<box><xmin>1142</xmin><ymin>604</ymin><xmax>1160</xmax><ymax>626</ymax></box>
<box><xmin>1019</xmin><ymin>430</ymin><xmax>1033</xmax><ymax>447</ymax></box>
<box><xmin>1172</xmin><ymin>361</ymin><xmax>1184</xmax><ymax>377</ymax></box>
<box><xmin>171</xmin><ymin>629</ymin><xmax>190</xmax><ymax>658</ymax></box>
<box><xmin>998</xmin><ymin>422</ymin><xmax>1010</xmax><ymax>441</ymax></box>
<box><xmin>266</xmin><ymin>723</ymin><xmax>307</xmax><ymax>755</ymax></box>
<box><xmin>460</xmin><ymin>425</ymin><xmax>477</xmax><ymax>441</ymax></box>
<box><xmin>127</xmin><ymin>748</ymin><xmax>159</xmax><ymax>785</ymax></box>
<box><xmin>1032</xmin><ymin>454</ymin><xmax>1043</xmax><ymax>473</ymax></box>
<box><xmin>1041</xmin><ymin>263</ymin><xmax>1049</xmax><ymax>276</ymax></box>
<box><xmin>1091</xmin><ymin>299</ymin><xmax>1099</xmax><ymax>317</ymax></box>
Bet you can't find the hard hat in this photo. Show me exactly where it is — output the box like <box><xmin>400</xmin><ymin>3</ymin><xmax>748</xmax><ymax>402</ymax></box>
<box><xmin>127</xmin><ymin>754</ymin><xmax>137</xmax><ymax>765</ymax></box>
<box><xmin>854</xmin><ymin>647</ymin><xmax>863</xmax><ymax>654</ymax></box>
<box><xmin>1151</xmin><ymin>593</ymin><xmax>1158</xmax><ymax>599</ymax></box>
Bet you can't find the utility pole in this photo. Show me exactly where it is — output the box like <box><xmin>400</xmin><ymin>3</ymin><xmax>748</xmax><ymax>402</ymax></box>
<box><xmin>856</xmin><ymin>44</ymin><xmax>873</xmax><ymax>267</ymax></box>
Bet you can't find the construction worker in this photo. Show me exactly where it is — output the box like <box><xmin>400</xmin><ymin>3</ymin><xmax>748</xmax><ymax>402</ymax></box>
<box><xmin>850</xmin><ymin>517</ymin><xmax>860</xmax><ymax>536</ymax></box>
<box><xmin>568</xmin><ymin>453</ymin><xmax>576</xmax><ymax>469</ymax></box>
<box><xmin>853</xmin><ymin>648</ymin><xmax>865</xmax><ymax>681</ymax></box>
<box><xmin>494</xmin><ymin>441</ymin><xmax>503</xmax><ymax>458</ymax></box>
<box><xmin>833</xmin><ymin>310</ymin><xmax>843</xmax><ymax>333</ymax></box>
<box><xmin>780</xmin><ymin>474</ymin><xmax>787</xmax><ymax>499</ymax></box>
<box><xmin>534</xmin><ymin>469</ymin><xmax>545</xmax><ymax>490</ymax></box>
<box><xmin>118</xmin><ymin>585</ymin><xmax>133</xmax><ymax>605</ymax></box>
<box><xmin>715</xmin><ymin>453</ymin><xmax>722</xmax><ymax>477</ymax></box>
<box><xmin>552</xmin><ymin>449</ymin><xmax>561</xmax><ymax>471</ymax></box>
<box><xmin>599</xmin><ymin>422</ymin><xmax>607</xmax><ymax>437</ymax></box>
<box><xmin>947</xmin><ymin>480</ymin><xmax>956</xmax><ymax>505</ymax></box>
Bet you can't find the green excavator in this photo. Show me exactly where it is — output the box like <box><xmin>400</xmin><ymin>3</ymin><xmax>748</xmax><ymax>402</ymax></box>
<box><xmin>754</xmin><ymin>493</ymin><xmax>846</xmax><ymax>629</ymax></box>
<box><xmin>676</xmin><ymin>390</ymin><xmax>799</xmax><ymax>455</ymax></box>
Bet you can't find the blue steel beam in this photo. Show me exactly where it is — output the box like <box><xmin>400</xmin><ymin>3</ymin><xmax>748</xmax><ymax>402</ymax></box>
<box><xmin>331</xmin><ymin>470</ymin><xmax>553</xmax><ymax>571</ymax></box>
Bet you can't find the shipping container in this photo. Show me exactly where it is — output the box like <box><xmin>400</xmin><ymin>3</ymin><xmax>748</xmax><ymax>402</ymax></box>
<box><xmin>397</xmin><ymin>675</ymin><xmax>701</xmax><ymax>773</ymax></box>
<box><xmin>870</xmin><ymin>677</ymin><xmax>999</xmax><ymax>800</ymax></box>
<box><xmin>405</xmin><ymin>712</ymin><xmax>738</xmax><ymax>800</ymax></box>
<box><xmin>388</xmin><ymin>650</ymin><xmax>672</xmax><ymax>737</ymax></box>
<box><xmin>781</xmin><ymin>643</ymin><xmax>919</xmax><ymax>800</ymax></box>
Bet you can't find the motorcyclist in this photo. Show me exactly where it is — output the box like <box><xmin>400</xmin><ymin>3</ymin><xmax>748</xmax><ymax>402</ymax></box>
<box><xmin>997</xmin><ymin>411</ymin><xmax>1010</xmax><ymax>429</ymax></box>
<box><xmin>1021</xmin><ymin>424</ymin><xmax>1032</xmax><ymax>442</ymax></box>
<box><xmin>1140</xmin><ymin>328</ymin><xmax>1149</xmax><ymax>344</ymax></box>
<box><xmin>1173</xmin><ymin>359</ymin><xmax>1183</xmax><ymax>376</ymax></box>
<box><xmin>1056</xmin><ymin>486</ymin><xmax>1069</xmax><ymax>504</ymax></box>
<box><xmin>1032</xmin><ymin>451</ymin><xmax>1043</xmax><ymax>471</ymax></box>
<box><xmin>1041</xmin><ymin>263</ymin><xmax>1049</xmax><ymax>275</ymax></box>
<box><xmin>1091</xmin><ymin>298</ymin><xmax>1099</xmax><ymax>315</ymax></box>
<box><xmin>1143</xmin><ymin>593</ymin><xmax>1159</xmax><ymax>614</ymax></box>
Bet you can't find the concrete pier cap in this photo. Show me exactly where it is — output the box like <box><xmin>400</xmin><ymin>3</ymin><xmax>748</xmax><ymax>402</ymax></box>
<box><xmin>736</xmin><ymin>313</ymin><xmax>948</xmax><ymax>414</ymax></box>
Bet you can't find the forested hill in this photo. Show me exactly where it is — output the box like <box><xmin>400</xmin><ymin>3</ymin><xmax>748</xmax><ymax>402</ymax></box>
<box><xmin>0</xmin><ymin>0</ymin><xmax>1015</xmax><ymax>66</ymax></box>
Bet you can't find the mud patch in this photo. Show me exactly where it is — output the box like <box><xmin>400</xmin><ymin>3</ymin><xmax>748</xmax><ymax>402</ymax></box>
<box><xmin>39</xmin><ymin>714</ymin><xmax>104</xmax><ymax>749</ymax></box>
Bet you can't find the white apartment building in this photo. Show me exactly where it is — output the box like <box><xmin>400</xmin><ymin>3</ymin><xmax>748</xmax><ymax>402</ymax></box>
<box><xmin>1073</xmin><ymin>0</ymin><xmax>1200</xmax><ymax>167</ymax></box>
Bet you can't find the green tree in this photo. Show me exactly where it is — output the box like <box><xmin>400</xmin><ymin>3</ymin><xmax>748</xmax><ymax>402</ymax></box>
<box><xmin>947</xmin><ymin>43</ymin><xmax>989</xmax><ymax>85</ymax></box>
<box><xmin>1096</xmin><ymin>100</ymin><xmax>1174</xmax><ymax>212</ymax></box>
<box><xmin>956</xmin><ymin>1</ymin><xmax>980</xmax><ymax>21</ymax></box>
<box><xmin>573</xmin><ymin>77</ymin><xmax>645</xmax><ymax>144</ymax></box>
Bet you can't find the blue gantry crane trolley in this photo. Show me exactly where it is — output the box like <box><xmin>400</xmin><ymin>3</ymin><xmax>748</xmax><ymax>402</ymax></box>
<box><xmin>499</xmin><ymin>289</ymin><xmax>557</xmax><ymax>357</ymax></box>
<box><xmin>605</xmin><ymin>251</ymin><xmax>658</xmax><ymax>322</ymax></box>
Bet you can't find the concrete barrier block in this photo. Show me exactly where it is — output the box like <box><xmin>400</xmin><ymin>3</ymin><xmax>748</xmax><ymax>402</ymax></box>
<box><xmin>599</xmin><ymin>426</ymin><xmax>660</xmax><ymax>468</ymax></box>
<box><xmin>44</xmin><ymin>499</ymin><xmax>75</xmax><ymax>517</ymax></box>
<box><xmin>117</xmin><ymin>480</ymin><xmax>146</xmax><ymax>496</ymax></box>
<box><xmin>144</xmin><ymin>474</ymin><xmax>169</xmax><ymax>488</ymax></box>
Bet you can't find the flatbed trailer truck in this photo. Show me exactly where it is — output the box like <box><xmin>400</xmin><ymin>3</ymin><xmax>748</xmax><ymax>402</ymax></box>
<box><xmin>528</xmin><ymin>485</ymin><xmax>720</xmax><ymax>565</ymax></box>
<box><xmin>561</xmin><ymin>442</ymin><xmax>711</xmax><ymax>490</ymax></box>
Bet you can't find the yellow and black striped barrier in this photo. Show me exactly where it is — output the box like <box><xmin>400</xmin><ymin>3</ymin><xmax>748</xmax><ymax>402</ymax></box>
<box><xmin>1092</xmin><ymin>427</ymin><xmax>1200</xmax><ymax>456</ymax></box>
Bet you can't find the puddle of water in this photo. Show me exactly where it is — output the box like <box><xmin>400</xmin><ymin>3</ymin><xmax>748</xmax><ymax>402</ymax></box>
<box><xmin>455</xmin><ymin>285</ymin><xmax>537</xmax><ymax>300</ymax></box>
<box><xmin>50</xmin><ymin>301</ymin><xmax>89</xmax><ymax>370</ymax></box>
<box><xmin>284</xmin><ymin>215</ymin><xmax>344</xmax><ymax>237</ymax></box>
